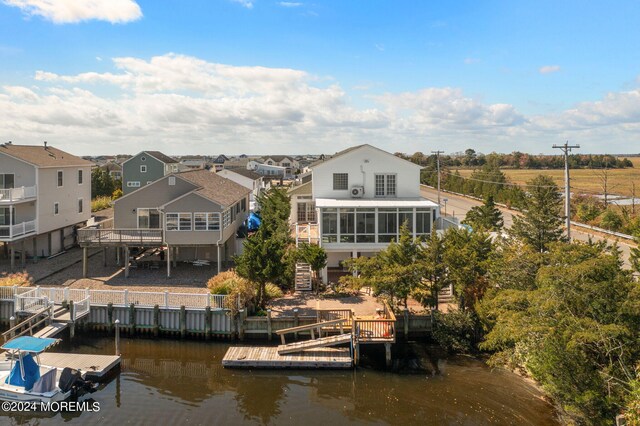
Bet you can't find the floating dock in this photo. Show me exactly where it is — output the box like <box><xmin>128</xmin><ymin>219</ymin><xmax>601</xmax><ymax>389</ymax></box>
<box><xmin>38</xmin><ymin>352</ymin><xmax>121</xmax><ymax>379</ymax></box>
<box><xmin>222</xmin><ymin>346</ymin><xmax>353</xmax><ymax>369</ymax></box>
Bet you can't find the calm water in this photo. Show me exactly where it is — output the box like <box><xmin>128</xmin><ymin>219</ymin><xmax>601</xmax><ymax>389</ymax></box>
<box><xmin>1</xmin><ymin>335</ymin><xmax>559</xmax><ymax>425</ymax></box>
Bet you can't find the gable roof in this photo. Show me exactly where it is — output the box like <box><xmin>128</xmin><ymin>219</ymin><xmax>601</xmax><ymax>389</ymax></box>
<box><xmin>309</xmin><ymin>144</ymin><xmax>421</xmax><ymax>169</ymax></box>
<box><xmin>176</xmin><ymin>169</ymin><xmax>250</xmax><ymax>207</ymax></box>
<box><xmin>0</xmin><ymin>143</ymin><xmax>93</xmax><ymax>168</ymax></box>
<box><xmin>146</xmin><ymin>151</ymin><xmax>178</xmax><ymax>164</ymax></box>
<box><xmin>220</xmin><ymin>168</ymin><xmax>262</xmax><ymax>180</ymax></box>
<box><xmin>262</xmin><ymin>155</ymin><xmax>293</xmax><ymax>163</ymax></box>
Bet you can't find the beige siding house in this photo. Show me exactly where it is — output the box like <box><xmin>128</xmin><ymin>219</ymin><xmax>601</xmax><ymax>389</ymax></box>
<box><xmin>0</xmin><ymin>142</ymin><xmax>92</xmax><ymax>269</ymax></box>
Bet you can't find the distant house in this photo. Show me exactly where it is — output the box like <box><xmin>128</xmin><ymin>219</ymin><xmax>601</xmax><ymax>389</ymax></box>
<box><xmin>99</xmin><ymin>161</ymin><xmax>123</xmax><ymax>181</ymax></box>
<box><xmin>247</xmin><ymin>160</ymin><xmax>287</xmax><ymax>178</ymax></box>
<box><xmin>216</xmin><ymin>168</ymin><xmax>267</xmax><ymax>211</ymax></box>
<box><xmin>80</xmin><ymin>169</ymin><xmax>250</xmax><ymax>277</ymax></box>
<box><xmin>0</xmin><ymin>142</ymin><xmax>92</xmax><ymax>268</ymax></box>
<box><xmin>122</xmin><ymin>151</ymin><xmax>184</xmax><ymax>195</ymax></box>
<box><xmin>180</xmin><ymin>158</ymin><xmax>206</xmax><ymax>170</ymax></box>
<box><xmin>290</xmin><ymin>144</ymin><xmax>446</xmax><ymax>283</ymax></box>
<box><xmin>213</xmin><ymin>155</ymin><xmax>229</xmax><ymax>164</ymax></box>
<box><xmin>261</xmin><ymin>156</ymin><xmax>299</xmax><ymax>178</ymax></box>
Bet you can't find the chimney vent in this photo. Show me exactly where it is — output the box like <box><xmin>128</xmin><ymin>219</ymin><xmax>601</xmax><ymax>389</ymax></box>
<box><xmin>44</xmin><ymin>141</ymin><xmax>48</xmax><ymax>149</ymax></box>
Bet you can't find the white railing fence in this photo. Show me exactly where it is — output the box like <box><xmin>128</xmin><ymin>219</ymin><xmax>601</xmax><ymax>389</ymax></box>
<box><xmin>0</xmin><ymin>186</ymin><xmax>37</xmax><ymax>202</ymax></box>
<box><xmin>72</xmin><ymin>296</ymin><xmax>90</xmax><ymax>321</ymax></box>
<box><xmin>1</xmin><ymin>286</ymin><xmax>228</xmax><ymax>311</ymax></box>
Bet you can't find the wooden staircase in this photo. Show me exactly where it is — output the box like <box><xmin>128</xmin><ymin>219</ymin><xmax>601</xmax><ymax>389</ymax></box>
<box><xmin>277</xmin><ymin>334</ymin><xmax>352</xmax><ymax>355</ymax></box>
<box><xmin>438</xmin><ymin>285</ymin><xmax>455</xmax><ymax>303</ymax></box>
<box><xmin>295</xmin><ymin>263</ymin><xmax>313</xmax><ymax>292</ymax></box>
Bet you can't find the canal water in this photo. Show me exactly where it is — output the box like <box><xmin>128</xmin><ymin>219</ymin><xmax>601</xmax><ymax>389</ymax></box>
<box><xmin>2</xmin><ymin>335</ymin><xmax>559</xmax><ymax>425</ymax></box>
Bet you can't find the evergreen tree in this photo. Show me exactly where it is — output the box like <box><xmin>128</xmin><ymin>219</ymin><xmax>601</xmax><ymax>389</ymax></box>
<box><xmin>509</xmin><ymin>175</ymin><xmax>564</xmax><ymax>252</ymax></box>
<box><xmin>631</xmin><ymin>232</ymin><xmax>640</xmax><ymax>274</ymax></box>
<box><xmin>419</xmin><ymin>230</ymin><xmax>449</xmax><ymax>309</ymax></box>
<box><xmin>235</xmin><ymin>188</ymin><xmax>292</xmax><ymax>307</ymax></box>
<box><xmin>463</xmin><ymin>195</ymin><xmax>504</xmax><ymax>231</ymax></box>
<box><xmin>297</xmin><ymin>242</ymin><xmax>328</xmax><ymax>286</ymax></box>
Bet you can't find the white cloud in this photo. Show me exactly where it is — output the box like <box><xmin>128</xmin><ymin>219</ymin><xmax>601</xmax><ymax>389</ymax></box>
<box><xmin>230</xmin><ymin>0</ymin><xmax>253</xmax><ymax>9</ymax></box>
<box><xmin>277</xmin><ymin>1</ymin><xmax>302</xmax><ymax>7</ymax></box>
<box><xmin>3</xmin><ymin>0</ymin><xmax>142</xmax><ymax>24</ymax></box>
<box><xmin>3</xmin><ymin>53</ymin><xmax>640</xmax><ymax>155</ymax></box>
<box><xmin>539</xmin><ymin>65</ymin><xmax>561</xmax><ymax>74</ymax></box>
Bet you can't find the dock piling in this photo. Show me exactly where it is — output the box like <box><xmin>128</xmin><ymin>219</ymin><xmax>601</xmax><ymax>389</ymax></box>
<box><xmin>266</xmin><ymin>309</ymin><xmax>272</xmax><ymax>341</ymax></box>
<box><xmin>115</xmin><ymin>319</ymin><xmax>120</xmax><ymax>355</ymax></box>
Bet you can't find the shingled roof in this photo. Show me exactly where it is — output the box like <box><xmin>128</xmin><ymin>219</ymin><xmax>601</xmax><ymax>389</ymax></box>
<box><xmin>146</xmin><ymin>151</ymin><xmax>178</xmax><ymax>164</ymax></box>
<box><xmin>176</xmin><ymin>169</ymin><xmax>250</xmax><ymax>207</ymax></box>
<box><xmin>0</xmin><ymin>143</ymin><xmax>93</xmax><ymax>168</ymax></box>
<box><xmin>221</xmin><ymin>168</ymin><xmax>262</xmax><ymax>180</ymax></box>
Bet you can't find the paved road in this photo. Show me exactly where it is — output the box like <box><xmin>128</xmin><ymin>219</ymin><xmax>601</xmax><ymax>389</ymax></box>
<box><xmin>421</xmin><ymin>185</ymin><xmax>635</xmax><ymax>267</ymax></box>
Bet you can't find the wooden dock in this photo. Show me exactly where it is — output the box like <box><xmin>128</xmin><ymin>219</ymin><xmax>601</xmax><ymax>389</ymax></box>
<box><xmin>33</xmin><ymin>322</ymin><xmax>68</xmax><ymax>338</ymax></box>
<box><xmin>222</xmin><ymin>346</ymin><xmax>353</xmax><ymax>369</ymax></box>
<box><xmin>38</xmin><ymin>352</ymin><xmax>121</xmax><ymax>379</ymax></box>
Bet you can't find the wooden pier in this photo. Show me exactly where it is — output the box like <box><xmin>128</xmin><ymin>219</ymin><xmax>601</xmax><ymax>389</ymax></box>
<box><xmin>222</xmin><ymin>346</ymin><xmax>353</xmax><ymax>369</ymax></box>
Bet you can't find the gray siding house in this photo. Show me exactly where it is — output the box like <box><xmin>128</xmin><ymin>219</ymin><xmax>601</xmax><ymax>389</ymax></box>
<box><xmin>80</xmin><ymin>169</ymin><xmax>250</xmax><ymax>277</ymax></box>
<box><xmin>122</xmin><ymin>151</ymin><xmax>182</xmax><ymax>195</ymax></box>
<box><xmin>0</xmin><ymin>142</ymin><xmax>92</xmax><ymax>269</ymax></box>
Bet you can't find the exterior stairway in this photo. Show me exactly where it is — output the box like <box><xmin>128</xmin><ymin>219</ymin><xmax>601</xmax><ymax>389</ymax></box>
<box><xmin>438</xmin><ymin>285</ymin><xmax>455</xmax><ymax>304</ymax></box>
<box><xmin>295</xmin><ymin>263</ymin><xmax>313</xmax><ymax>292</ymax></box>
<box><xmin>277</xmin><ymin>334</ymin><xmax>352</xmax><ymax>355</ymax></box>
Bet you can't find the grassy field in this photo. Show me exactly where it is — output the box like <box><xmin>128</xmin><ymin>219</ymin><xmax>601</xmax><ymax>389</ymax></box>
<box><xmin>455</xmin><ymin>160</ymin><xmax>640</xmax><ymax>197</ymax></box>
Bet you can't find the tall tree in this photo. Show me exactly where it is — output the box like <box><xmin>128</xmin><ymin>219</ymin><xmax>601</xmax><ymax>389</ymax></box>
<box><xmin>463</xmin><ymin>195</ymin><xmax>504</xmax><ymax>231</ymax></box>
<box><xmin>419</xmin><ymin>231</ymin><xmax>449</xmax><ymax>309</ymax></box>
<box><xmin>509</xmin><ymin>175</ymin><xmax>564</xmax><ymax>252</ymax></box>
<box><xmin>91</xmin><ymin>168</ymin><xmax>116</xmax><ymax>198</ymax></box>
<box><xmin>235</xmin><ymin>188</ymin><xmax>293</xmax><ymax>307</ymax></box>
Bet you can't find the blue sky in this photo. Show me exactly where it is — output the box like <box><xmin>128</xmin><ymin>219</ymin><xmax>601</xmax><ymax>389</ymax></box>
<box><xmin>1</xmin><ymin>0</ymin><xmax>640</xmax><ymax>155</ymax></box>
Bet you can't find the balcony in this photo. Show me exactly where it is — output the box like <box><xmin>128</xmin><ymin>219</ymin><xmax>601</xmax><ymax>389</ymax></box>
<box><xmin>78</xmin><ymin>219</ymin><xmax>163</xmax><ymax>247</ymax></box>
<box><xmin>0</xmin><ymin>220</ymin><xmax>37</xmax><ymax>241</ymax></box>
<box><xmin>0</xmin><ymin>186</ymin><xmax>37</xmax><ymax>204</ymax></box>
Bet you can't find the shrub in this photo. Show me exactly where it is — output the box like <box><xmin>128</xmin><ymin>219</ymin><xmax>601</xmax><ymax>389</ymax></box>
<box><xmin>112</xmin><ymin>188</ymin><xmax>123</xmax><ymax>200</ymax></box>
<box><xmin>0</xmin><ymin>272</ymin><xmax>32</xmax><ymax>287</ymax></box>
<box><xmin>207</xmin><ymin>270</ymin><xmax>256</xmax><ymax>316</ymax></box>
<box><xmin>599</xmin><ymin>209</ymin><xmax>623</xmax><ymax>231</ymax></box>
<box><xmin>431</xmin><ymin>310</ymin><xmax>478</xmax><ymax>354</ymax></box>
<box><xmin>91</xmin><ymin>196</ymin><xmax>112</xmax><ymax>212</ymax></box>
<box><xmin>264</xmin><ymin>283</ymin><xmax>283</xmax><ymax>300</ymax></box>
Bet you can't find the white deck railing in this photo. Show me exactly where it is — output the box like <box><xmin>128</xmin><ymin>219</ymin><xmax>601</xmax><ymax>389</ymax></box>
<box><xmin>0</xmin><ymin>220</ymin><xmax>37</xmax><ymax>240</ymax></box>
<box><xmin>2</xmin><ymin>286</ymin><xmax>227</xmax><ymax>311</ymax></box>
<box><xmin>0</xmin><ymin>186</ymin><xmax>37</xmax><ymax>203</ymax></box>
<box><xmin>72</xmin><ymin>296</ymin><xmax>90</xmax><ymax>321</ymax></box>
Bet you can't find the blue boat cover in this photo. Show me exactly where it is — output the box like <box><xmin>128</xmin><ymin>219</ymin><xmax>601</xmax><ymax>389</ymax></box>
<box><xmin>6</xmin><ymin>353</ymin><xmax>41</xmax><ymax>390</ymax></box>
<box><xmin>247</xmin><ymin>212</ymin><xmax>261</xmax><ymax>231</ymax></box>
<box><xmin>1</xmin><ymin>336</ymin><xmax>58</xmax><ymax>353</ymax></box>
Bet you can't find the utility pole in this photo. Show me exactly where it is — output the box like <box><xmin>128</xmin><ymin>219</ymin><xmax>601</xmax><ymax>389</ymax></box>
<box><xmin>552</xmin><ymin>141</ymin><xmax>580</xmax><ymax>240</ymax></box>
<box><xmin>431</xmin><ymin>150</ymin><xmax>444</xmax><ymax>205</ymax></box>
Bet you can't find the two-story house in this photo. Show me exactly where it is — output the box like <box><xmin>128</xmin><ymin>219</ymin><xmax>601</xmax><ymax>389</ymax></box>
<box><xmin>0</xmin><ymin>142</ymin><xmax>92</xmax><ymax>269</ymax></box>
<box><xmin>291</xmin><ymin>144</ymin><xmax>440</xmax><ymax>283</ymax></box>
<box><xmin>79</xmin><ymin>169</ymin><xmax>250</xmax><ymax>277</ymax></box>
<box><xmin>261</xmin><ymin>156</ymin><xmax>299</xmax><ymax>178</ymax></box>
<box><xmin>122</xmin><ymin>151</ymin><xmax>185</xmax><ymax>195</ymax></box>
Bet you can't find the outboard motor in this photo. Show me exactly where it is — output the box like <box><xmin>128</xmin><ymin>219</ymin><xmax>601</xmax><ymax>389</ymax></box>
<box><xmin>59</xmin><ymin>367</ymin><xmax>97</xmax><ymax>395</ymax></box>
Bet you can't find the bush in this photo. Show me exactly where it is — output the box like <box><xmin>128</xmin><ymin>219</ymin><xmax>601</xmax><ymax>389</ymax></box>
<box><xmin>207</xmin><ymin>270</ymin><xmax>256</xmax><ymax>316</ymax></box>
<box><xmin>264</xmin><ymin>283</ymin><xmax>283</xmax><ymax>300</ymax></box>
<box><xmin>599</xmin><ymin>209</ymin><xmax>623</xmax><ymax>231</ymax></box>
<box><xmin>431</xmin><ymin>310</ymin><xmax>478</xmax><ymax>354</ymax></box>
<box><xmin>0</xmin><ymin>272</ymin><xmax>32</xmax><ymax>287</ymax></box>
<box><xmin>91</xmin><ymin>196</ymin><xmax>112</xmax><ymax>212</ymax></box>
<box><xmin>112</xmin><ymin>188</ymin><xmax>123</xmax><ymax>200</ymax></box>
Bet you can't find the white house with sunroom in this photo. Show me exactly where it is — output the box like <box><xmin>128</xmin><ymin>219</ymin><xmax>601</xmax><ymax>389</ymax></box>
<box><xmin>290</xmin><ymin>144</ymin><xmax>441</xmax><ymax>283</ymax></box>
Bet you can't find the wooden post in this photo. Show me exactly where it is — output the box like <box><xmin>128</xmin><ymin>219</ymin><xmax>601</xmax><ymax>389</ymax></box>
<box><xmin>69</xmin><ymin>300</ymin><xmax>75</xmax><ymax>340</ymax></box>
<box><xmin>129</xmin><ymin>303</ymin><xmax>135</xmax><ymax>335</ymax></box>
<box><xmin>9</xmin><ymin>245</ymin><xmax>15</xmax><ymax>271</ymax></box>
<box><xmin>266</xmin><ymin>309</ymin><xmax>272</xmax><ymax>341</ymax></box>
<box><xmin>204</xmin><ymin>306</ymin><xmax>211</xmax><ymax>340</ymax></box>
<box><xmin>107</xmin><ymin>302</ymin><xmax>114</xmax><ymax>333</ymax></box>
<box><xmin>82</xmin><ymin>247</ymin><xmax>88</xmax><ymax>278</ymax></box>
<box><xmin>166</xmin><ymin>245</ymin><xmax>171</xmax><ymax>278</ymax></box>
<box><xmin>153</xmin><ymin>305</ymin><xmax>160</xmax><ymax>337</ymax></box>
<box><xmin>385</xmin><ymin>343</ymin><xmax>392</xmax><ymax>368</ymax></box>
<box><xmin>124</xmin><ymin>248</ymin><xmax>130</xmax><ymax>278</ymax></box>
<box><xmin>114</xmin><ymin>319</ymin><xmax>121</xmax><ymax>355</ymax></box>
<box><xmin>180</xmin><ymin>305</ymin><xmax>186</xmax><ymax>338</ymax></box>
<box><xmin>237</xmin><ymin>309</ymin><xmax>245</xmax><ymax>341</ymax></box>
<box><xmin>116</xmin><ymin>246</ymin><xmax>121</xmax><ymax>266</ymax></box>
<box><xmin>293</xmin><ymin>308</ymin><xmax>299</xmax><ymax>340</ymax></box>
<box><xmin>9</xmin><ymin>316</ymin><xmax>15</xmax><ymax>339</ymax></box>
<box><xmin>404</xmin><ymin>309</ymin><xmax>409</xmax><ymax>341</ymax></box>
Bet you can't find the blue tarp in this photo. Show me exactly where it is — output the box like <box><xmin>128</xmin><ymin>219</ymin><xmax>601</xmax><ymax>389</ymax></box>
<box><xmin>6</xmin><ymin>353</ymin><xmax>40</xmax><ymax>390</ymax></box>
<box><xmin>2</xmin><ymin>336</ymin><xmax>58</xmax><ymax>353</ymax></box>
<box><xmin>247</xmin><ymin>212</ymin><xmax>261</xmax><ymax>231</ymax></box>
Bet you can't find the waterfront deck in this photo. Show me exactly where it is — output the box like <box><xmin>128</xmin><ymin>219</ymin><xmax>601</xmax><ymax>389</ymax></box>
<box><xmin>38</xmin><ymin>352</ymin><xmax>121</xmax><ymax>379</ymax></box>
<box><xmin>222</xmin><ymin>346</ymin><xmax>353</xmax><ymax>369</ymax></box>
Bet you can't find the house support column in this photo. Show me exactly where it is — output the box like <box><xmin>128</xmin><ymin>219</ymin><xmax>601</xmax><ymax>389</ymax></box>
<box><xmin>32</xmin><ymin>238</ymin><xmax>37</xmax><ymax>263</ymax></box>
<box><xmin>322</xmin><ymin>265</ymin><xmax>328</xmax><ymax>284</ymax></box>
<box><xmin>116</xmin><ymin>246</ymin><xmax>121</xmax><ymax>266</ymax></box>
<box><xmin>124</xmin><ymin>248</ymin><xmax>130</xmax><ymax>278</ymax></box>
<box><xmin>166</xmin><ymin>245</ymin><xmax>171</xmax><ymax>278</ymax></box>
<box><xmin>20</xmin><ymin>239</ymin><xmax>25</xmax><ymax>267</ymax></box>
<box><xmin>352</xmin><ymin>250</ymin><xmax>358</xmax><ymax>277</ymax></box>
<box><xmin>10</xmin><ymin>244</ymin><xmax>15</xmax><ymax>271</ymax></box>
<box><xmin>82</xmin><ymin>247</ymin><xmax>88</xmax><ymax>278</ymax></box>
<box><xmin>47</xmin><ymin>232</ymin><xmax>52</xmax><ymax>257</ymax></box>
<box><xmin>172</xmin><ymin>247</ymin><xmax>177</xmax><ymax>268</ymax></box>
<box><xmin>216</xmin><ymin>244</ymin><xmax>221</xmax><ymax>275</ymax></box>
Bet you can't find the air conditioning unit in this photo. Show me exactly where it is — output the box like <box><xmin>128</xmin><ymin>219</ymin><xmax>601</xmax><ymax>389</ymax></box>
<box><xmin>351</xmin><ymin>186</ymin><xmax>364</xmax><ymax>198</ymax></box>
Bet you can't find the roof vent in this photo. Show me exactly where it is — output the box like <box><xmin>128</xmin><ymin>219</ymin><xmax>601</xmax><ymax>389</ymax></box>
<box><xmin>44</xmin><ymin>141</ymin><xmax>48</xmax><ymax>149</ymax></box>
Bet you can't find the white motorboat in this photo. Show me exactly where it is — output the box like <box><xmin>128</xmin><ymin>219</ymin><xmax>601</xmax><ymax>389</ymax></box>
<box><xmin>0</xmin><ymin>336</ymin><xmax>93</xmax><ymax>404</ymax></box>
